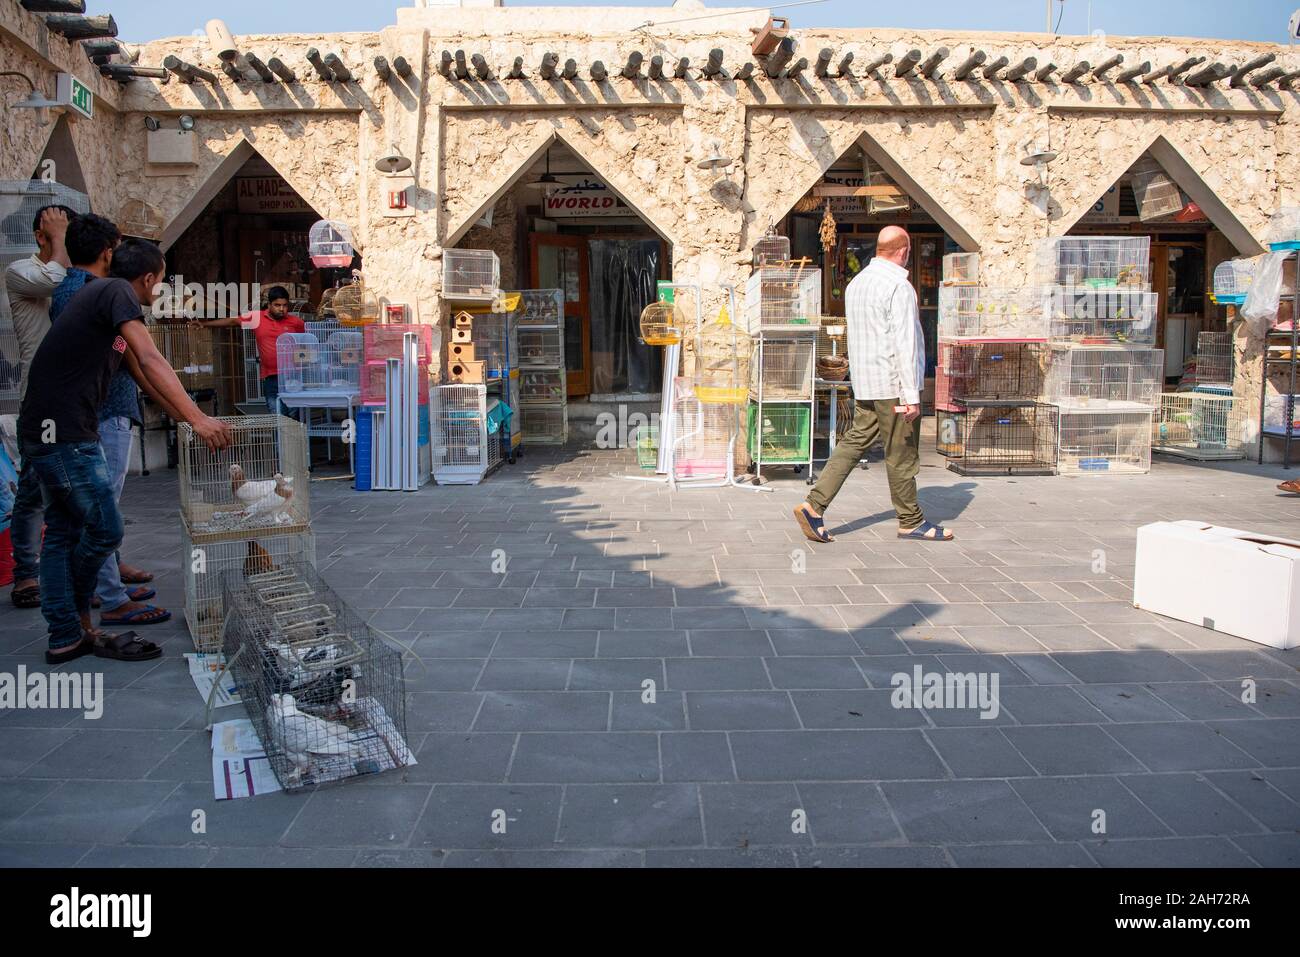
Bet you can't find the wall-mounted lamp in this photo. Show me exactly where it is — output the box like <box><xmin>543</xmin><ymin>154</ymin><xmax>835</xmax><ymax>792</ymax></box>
<box><xmin>2</xmin><ymin>71</ymin><xmax>60</xmax><ymax>126</ymax></box>
<box><xmin>178</xmin><ymin>114</ymin><xmax>195</xmax><ymax>131</ymax></box>
<box><xmin>144</xmin><ymin>115</ymin><xmax>161</xmax><ymax>131</ymax></box>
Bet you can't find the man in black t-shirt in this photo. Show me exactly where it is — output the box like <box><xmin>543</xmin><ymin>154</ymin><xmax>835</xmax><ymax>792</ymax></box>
<box><xmin>18</xmin><ymin>239</ymin><xmax>231</xmax><ymax>664</ymax></box>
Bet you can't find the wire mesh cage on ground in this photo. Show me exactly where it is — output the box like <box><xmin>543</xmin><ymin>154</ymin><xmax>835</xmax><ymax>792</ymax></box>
<box><xmin>1035</xmin><ymin>236</ymin><xmax>1152</xmax><ymax>289</ymax></box>
<box><xmin>442</xmin><ymin>249</ymin><xmax>500</xmax><ymax>300</ymax></box>
<box><xmin>181</xmin><ymin>520</ymin><xmax>315</xmax><ymax>653</ymax></box>
<box><xmin>938</xmin><ymin>287</ymin><xmax>1045</xmax><ymax>340</ymax></box>
<box><xmin>276</xmin><ymin>331</ymin><xmax>364</xmax><ymax>395</ymax></box>
<box><xmin>510</xmin><ymin>288</ymin><xmax>564</xmax><ymax>326</ymax></box>
<box><xmin>745</xmin><ymin>266</ymin><xmax>822</xmax><ymax>332</ymax></box>
<box><xmin>635</xmin><ymin>424</ymin><xmax>659</xmax><ymax>469</ymax></box>
<box><xmin>1043</xmin><ymin>346</ymin><xmax>1164</xmax><ymax>407</ymax></box>
<box><xmin>938</xmin><ymin>340</ymin><xmax>1048</xmax><ymax>402</ymax></box>
<box><xmin>221</xmin><ymin>562</ymin><xmax>411</xmax><ymax>791</ymax></box>
<box><xmin>1045</xmin><ymin>288</ymin><xmax>1158</xmax><ymax>346</ymax></box>
<box><xmin>1213</xmin><ymin>258</ymin><xmax>1257</xmax><ymax>305</ymax></box>
<box><xmin>752</xmin><ymin>233</ymin><xmax>791</xmax><ymax>268</ymax></box>
<box><xmin>750</xmin><ymin>328</ymin><xmax>816</xmax><ymax>400</ymax></box>
<box><xmin>517</xmin><ymin>325</ymin><xmax>564</xmax><ymax>368</ymax></box>
<box><xmin>1195</xmin><ymin>330</ymin><xmax>1234</xmax><ymax>385</ymax></box>
<box><xmin>0</xmin><ymin>322</ymin><xmax>22</xmax><ymax>415</ymax></box>
<box><xmin>519</xmin><ymin>404</ymin><xmax>567</xmax><ymax>445</ymax></box>
<box><xmin>432</xmin><ymin>383</ymin><xmax>505</xmax><ymax>483</ymax></box>
<box><xmin>935</xmin><ymin>406</ymin><xmax>964</xmax><ymax>457</ymax></box>
<box><xmin>178</xmin><ymin>415</ymin><xmax>311</xmax><ymax>534</ymax></box>
<box><xmin>944</xmin><ymin>402</ymin><xmax>1058</xmax><ymax>476</ymax></box>
<box><xmin>0</xmin><ymin>181</ymin><xmax>91</xmax><ymax>257</ymax></box>
<box><xmin>942</xmin><ymin>252</ymin><xmax>980</xmax><ymax>285</ymax></box>
<box><xmin>747</xmin><ymin>401</ymin><xmax>812</xmax><ymax>464</ymax></box>
<box><xmin>1153</xmin><ymin>393</ymin><xmax>1249</xmax><ymax>461</ymax></box>
<box><xmin>1055</xmin><ymin>404</ymin><xmax>1154</xmax><ymax>474</ymax></box>
<box><xmin>362</xmin><ymin>324</ymin><xmax>436</xmax><ymax>405</ymax></box>
<box><xmin>147</xmin><ymin>324</ymin><xmax>217</xmax><ymax>394</ymax></box>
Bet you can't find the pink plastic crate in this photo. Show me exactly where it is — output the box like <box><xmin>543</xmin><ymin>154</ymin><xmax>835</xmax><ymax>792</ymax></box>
<box><xmin>362</xmin><ymin>365</ymin><xmax>431</xmax><ymax>407</ymax></box>
<box><xmin>362</xmin><ymin>325</ymin><xmax>436</xmax><ymax>405</ymax></box>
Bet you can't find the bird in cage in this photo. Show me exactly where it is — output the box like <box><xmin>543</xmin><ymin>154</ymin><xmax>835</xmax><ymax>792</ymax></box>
<box><xmin>229</xmin><ymin>465</ymin><xmax>295</xmax><ymax>524</ymax></box>
<box><xmin>244</xmin><ymin>540</ymin><xmax>279</xmax><ymax>576</ymax></box>
<box><xmin>266</xmin><ymin>692</ymin><xmax>363</xmax><ymax>784</ymax></box>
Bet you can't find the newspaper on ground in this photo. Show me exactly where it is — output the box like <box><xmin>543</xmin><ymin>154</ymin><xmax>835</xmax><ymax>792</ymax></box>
<box><xmin>185</xmin><ymin>652</ymin><xmax>241</xmax><ymax>708</ymax></box>
<box><xmin>211</xmin><ymin>717</ymin><xmax>282</xmax><ymax>800</ymax></box>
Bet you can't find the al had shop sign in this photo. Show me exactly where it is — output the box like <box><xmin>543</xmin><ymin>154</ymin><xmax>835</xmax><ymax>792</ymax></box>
<box><xmin>543</xmin><ymin>179</ymin><xmax>627</xmax><ymax>218</ymax></box>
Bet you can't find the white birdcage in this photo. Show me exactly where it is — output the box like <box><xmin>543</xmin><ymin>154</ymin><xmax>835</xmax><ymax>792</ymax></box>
<box><xmin>942</xmin><ymin>252</ymin><xmax>980</xmax><ymax>285</ymax></box>
<box><xmin>750</xmin><ymin>327</ymin><xmax>816</xmax><ymax>400</ymax></box>
<box><xmin>1055</xmin><ymin>404</ymin><xmax>1154</xmax><ymax>474</ymax></box>
<box><xmin>938</xmin><ymin>287</ymin><xmax>1045</xmax><ymax>340</ymax></box>
<box><xmin>1129</xmin><ymin>158</ymin><xmax>1184</xmax><ymax>221</ymax></box>
<box><xmin>442</xmin><ymin>249</ymin><xmax>500</xmax><ymax>300</ymax></box>
<box><xmin>1153</xmin><ymin>394</ymin><xmax>1249</xmax><ymax>461</ymax></box>
<box><xmin>1044</xmin><ymin>347</ymin><xmax>1164</xmax><ymax>408</ymax></box>
<box><xmin>1045</xmin><ymin>288</ymin><xmax>1158</xmax><ymax>345</ymax></box>
<box><xmin>1265</xmin><ymin>207</ymin><xmax>1300</xmax><ymax>249</ymax></box>
<box><xmin>0</xmin><ymin>321</ymin><xmax>22</xmax><ymax>416</ymax></box>
<box><xmin>0</xmin><ymin>181</ymin><xmax>91</xmax><ymax>257</ymax></box>
<box><xmin>181</xmin><ymin>522</ymin><xmax>315</xmax><ymax>653</ymax></box>
<box><xmin>1035</xmin><ymin>236</ymin><xmax>1152</xmax><ymax>289</ymax></box>
<box><xmin>671</xmin><ymin>378</ymin><xmax>734</xmax><ymax>484</ymax></box>
<box><xmin>178</xmin><ymin>414</ymin><xmax>311</xmax><ymax>534</ymax></box>
<box><xmin>241</xmin><ymin>328</ymin><xmax>264</xmax><ymax>402</ymax></box>
<box><xmin>1196</xmin><ymin>331</ymin><xmax>1234</xmax><ymax>385</ymax></box>
<box><xmin>277</xmin><ymin>331</ymin><xmax>364</xmax><ymax>394</ymax></box>
<box><xmin>744</xmin><ymin>266</ymin><xmax>821</xmax><ymax>333</ymax></box>
<box><xmin>470</xmin><ymin>311</ymin><xmax>515</xmax><ymax>380</ymax></box>
<box><xmin>304</xmin><ymin>318</ymin><xmax>342</xmax><ymax>341</ymax></box>
<box><xmin>308</xmin><ymin>220</ymin><xmax>355</xmax><ymax>268</ymax></box>
<box><xmin>148</xmin><ymin>324</ymin><xmax>216</xmax><ymax>394</ymax></box>
<box><xmin>752</xmin><ymin>233</ymin><xmax>791</xmax><ymax>269</ymax></box>
<box><xmin>431</xmin><ymin>383</ymin><xmax>504</xmax><ymax>483</ymax></box>
<box><xmin>1213</xmin><ymin>259</ymin><xmax>1257</xmax><ymax>305</ymax></box>
<box><xmin>517</xmin><ymin>325</ymin><xmax>564</xmax><ymax>368</ymax></box>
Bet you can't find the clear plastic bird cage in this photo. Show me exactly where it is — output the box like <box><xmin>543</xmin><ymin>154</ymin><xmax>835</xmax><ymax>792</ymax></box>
<box><xmin>1035</xmin><ymin>236</ymin><xmax>1152</xmax><ymax>289</ymax></box>
<box><xmin>178</xmin><ymin>414</ymin><xmax>311</xmax><ymax>534</ymax></box>
<box><xmin>361</xmin><ymin>324</ymin><xmax>435</xmax><ymax>406</ymax></box>
<box><xmin>148</xmin><ymin>324</ymin><xmax>217</xmax><ymax>395</ymax></box>
<box><xmin>938</xmin><ymin>287</ymin><xmax>1045</xmax><ymax>340</ymax></box>
<box><xmin>1044</xmin><ymin>346</ymin><xmax>1164</xmax><ymax>408</ymax></box>
<box><xmin>332</xmin><ymin>277</ymin><xmax>381</xmax><ymax>326</ymax></box>
<box><xmin>221</xmin><ymin>562</ymin><xmax>411</xmax><ymax>791</ymax></box>
<box><xmin>276</xmin><ymin>331</ymin><xmax>364</xmax><ymax>394</ymax></box>
<box><xmin>639</xmin><ymin>300</ymin><xmax>686</xmax><ymax>346</ymax></box>
<box><xmin>750</xmin><ymin>327</ymin><xmax>816</xmax><ymax>400</ymax></box>
<box><xmin>671</xmin><ymin>378</ymin><xmax>735</xmax><ymax>484</ymax></box>
<box><xmin>1129</xmin><ymin>158</ymin><xmax>1184</xmax><ymax>221</ymax></box>
<box><xmin>0</xmin><ymin>321</ymin><xmax>21</xmax><ymax>415</ymax></box>
<box><xmin>752</xmin><ymin>233</ymin><xmax>791</xmax><ymax>269</ymax></box>
<box><xmin>1212</xmin><ymin>259</ymin><xmax>1257</xmax><ymax>306</ymax></box>
<box><xmin>0</xmin><ymin>181</ymin><xmax>91</xmax><ymax>258</ymax></box>
<box><xmin>181</xmin><ymin>523</ymin><xmax>315</xmax><ymax>653</ymax></box>
<box><xmin>942</xmin><ymin>252</ymin><xmax>981</xmax><ymax>286</ymax></box>
<box><xmin>442</xmin><ymin>249</ymin><xmax>500</xmax><ymax>301</ymax></box>
<box><xmin>1055</xmin><ymin>405</ymin><xmax>1154</xmax><ymax>474</ymax></box>
<box><xmin>1196</xmin><ymin>331</ymin><xmax>1234</xmax><ymax>386</ymax></box>
<box><xmin>944</xmin><ymin>402</ymin><xmax>1058</xmax><ymax>476</ymax></box>
<box><xmin>745</xmin><ymin>266</ymin><xmax>822</xmax><ymax>332</ymax></box>
<box><xmin>307</xmin><ymin>220</ymin><xmax>356</xmax><ymax>268</ymax></box>
<box><xmin>1045</xmin><ymin>288</ymin><xmax>1158</xmax><ymax>345</ymax></box>
<box><xmin>1152</xmin><ymin>393</ymin><xmax>1249</xmax><ymax>461</ymax></box>
<box><xmin>938</xmin><ymin>341</ymin><xmax>1049</xmax><ymax>402</ymax></box>
<box><xmin>431</xmin><ymin>383</ymin><xmax>505</xmax><ymax>484</ymax></box>
<box><xmin>746</xmin><ymin>402</ymin><xmax>812</xmax><ymax>465</ymax></box>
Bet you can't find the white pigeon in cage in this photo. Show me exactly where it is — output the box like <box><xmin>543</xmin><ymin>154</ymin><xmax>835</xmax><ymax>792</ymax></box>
<box><xmin>229</xmin><ymin>464</ymin><xmax>295</xmax><ymax>524</ymax></box>
<box><xmin>266</xmin><ymin>638</ymin><xmax>355</xmax><ymax>687</ymax></box>
<box><xmin>266</xmin><ymin>693</ymin><xmax>362</xmax><ymax>783</ymax></box>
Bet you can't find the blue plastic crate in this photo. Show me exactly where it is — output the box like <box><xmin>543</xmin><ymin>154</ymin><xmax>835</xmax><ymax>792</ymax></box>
<box><xmin>354</xmin><ymin>407</ymin><xmax>373</xmax><ymax>491</ymax></box>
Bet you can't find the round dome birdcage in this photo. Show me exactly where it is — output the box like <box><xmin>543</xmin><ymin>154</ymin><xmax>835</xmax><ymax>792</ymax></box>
<box><xmin>1213</xmin><ymin>259</ymin><xmax>1255</xmax><ymax>305</ymax></box>
<box><xmin>333</xmin><ymin>278</ymin><xmax>380</xmax><ymax>326</ymax></box>
<box><xmin>308</xmin><ymin>220</ymin><xmax>356</xmax><ymax>268</ymax></box>
<box><xmin>639</xmin><ymin>301</ymin><xmax>685</xmax><ymax>346</ymax></box>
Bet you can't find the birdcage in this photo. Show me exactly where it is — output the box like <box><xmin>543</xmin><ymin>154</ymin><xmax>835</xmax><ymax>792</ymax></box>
<box><xmin>442</xmin><ymin>249</ymin><xmax>500</xmax><ymax>301</ymax></box>
<box><xmin>1152</xmin><ymin>393</ymin><xmax>1249</xmax><ymax>461</ymax></box>
<box><xmin>938</xmin><ymin>287</ymin><xmax>1045</xmax><ymax>340</ymax></box>
<box><xmin>0</xmin><ymin>181</ymin><xmax>91</xmax><ymax>258</ymax></box>
<box><xmin>750</xmin><ymin>327</ymin><xmax>816</xmax><ymax>401</ymax></box>
<box><xmin>1055</xmin><ymin>404</ymin><xmax>1153</xmax><ymax>474</ymax></box>
<box><xmin>945</xmin><ymin>402</ymin><xmax>1058</xmax><ymax>476</ymax></box>
<box><xmin>178</xmin><ymin>414</ymin><xmax>311</xmax><ymax>534</ymax></box>
<box><xmin>1045</xmin><ymin>288</ymin><xmax>1158</xmax><ymax>345</ymax></box>
<box><xmin>361</xmin><ymin>324</ymin><xmax>435</xmax><ymax>405</ymax></box>
<box><xmin>469</xmin><ymin>310</ymin><xmax>513</xmax><ymax>379</ymax></box>
<box><xmin>936</xmin><ymin>406</ymin><xmax>964</xmax><ymax>457</ymax></box>
<box><xmin>517</xmin><ymin>326</ymin><xmax>564</xmax><ymax>368</ymax></box>
<box><xmin>520</xmin><ymin>405</ymin><xmax>567</xmax><ymax>445</ymax></box>
<box><xmin>1043</xmin><ymin>346</ymin><xmax>1164</xmax><ymax>407</ymax></box>
<box><xmin>0</xmin><ymin>321</ymin><xmax>20</xmax><ymax>416</ymax></box>
<box><xmin>303</xmin><ymin>318</ymin><xmax>342</xmax><ymax>341</ymax></box>
<box><xmin>744</xmin><ymin>266</ymin><xmax>822</xmax><ymax>332</ymax></box>
<box><xmin>939</xmin><ymin>341</ymin><xmax>1048</xmax><ymax>402</ymax></box>
<box><xmin>1196</xmin><ymin>331</ymin><xmax>1234</xmax><ymax>385</ymax></box>
<box><xmin>692</xmin><ymin>301</ymin><xmax>747</xmax><ymax>404</ymax></box>
<box><xmin>241</xmin><ymin>328</ymin><xmax>264</xmax><ymax>402</ymax></box>
<box><xmin>308</xmin><ymin>220</ymin><xmax>356</xmax><ymax>268</ymax></box>
<box><xmin>1265</xmin><ymin>207</ymin><xmax>1300</xmax><ymax>250</ymax></box>
<box><xmin>512</xmin><ymin>288</ymin><xmax>564</xmax><ymax>326</ymax></box>
<box><xmin>519</xmin><ymin>370</ymin><xmax>566</xmax><ymax>403</ymax></box>
<box><xmin>332</xmin><ymin>277</ymin><xmax>381</xmax><ymax>326</ymax></box>
<box><xmin>1264</xmin><ymin>392</ymin><xmax>1300</xmax><ymax>436</ymax></box>
<box><xmin>639</xmin><ymin>301</ymin><xmax>686</xmax><ymax>346</ymax></box>
<box><xmin>1212</xmin><ymin>259</ymin><xmax>1256</xmax><ymax>306</ymax></box>
<box><xmin>635</xmin><ymin>424</ymin><xmax>659</xmax><ymax>469</ymax></box>
<box><xmin>221</xmin><ymin>562</ymin><xmax>411</xmax><ymax>791</ymax></box>
<box><xmin>431</xmin><ymin>383</ymin><xmax>505</xmax><ymax>484</ymax></box>
<box><xmin>747</xmin><ymin>402</ymin><xmax>812</xmax><ymax>464</ymax></box>
<box><xmin>1035</xmin><ymin>236</ymin><xmax>1151</xmax><ymax>289</ymax></box>
<box><xmin>276</xmin><ymin>331</ymin><xmax>363</xmax><ymax>394</ymax></box>
<box><xmin>669</xmin><ymin>378</ymin><xmax>734</xmax><ymax>484</ymax></box>
<box><xmin>181</xmin><ymin>521</ymin><xmax>315</xmax><ymax>653</ymax></box>
<box><xmin>1129</xmin><ymin>158</ymin><xmax>1184</xmax><ymax>221</ymax></box>
<box><xmin>942</xmin><ymin>252</ymin><xmax>980</xmax><ymax>285</ymax></box>
<box><xmin>752</xmin><ymin>233</ymin><xmax>791</xmax><ymax>269</ymax></box>
<box><xmin>147</xmin><ymin>324</ymin><xmax>216</xmax><ymax>395</ymax></box>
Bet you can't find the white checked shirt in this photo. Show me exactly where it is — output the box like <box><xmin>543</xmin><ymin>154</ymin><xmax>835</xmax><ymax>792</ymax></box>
<box><xmin>844</xmin><ymin>257</ymin><xmax>926</xmax><ymax>406</ymax></box>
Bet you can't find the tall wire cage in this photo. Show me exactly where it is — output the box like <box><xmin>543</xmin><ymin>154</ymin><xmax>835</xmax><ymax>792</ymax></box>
<box><xmin>0</xmin><ymin>181</ymin><xmax>91</xmax><ymax>258</ymax></box>
<box><xmin>148</xmin><ymin>324</ymin><xmax>217</xmax><ymax>396</ymax></box>
<box><xmin>1153</xmin><ymin>393</ymin><xmax>1250</xmax><ymax>461</ymax></box>
<box><xmin>1035</xmin><ymin>236</ymin><xmax>1152</xmax><ymax>289</ymax></box>
<box><xmin>222</xmin><ymin>562</ymin><xmax>412</xmax><ymax>791</ymax></box>
<box><xmin>750</xmin><ymin>327</ymin><xmax>816</xmax><ymax>400</ymax></box>
<box><xmin>1129</xmin><ymin>157</ymin><xmax>1184</xmax><ymax>221</ymax></box>
<box><xmin>276</xmin><ymin>331</ymin><xmax>364</xmax><ymax>395</ymax></box>
<box><xmin>442</xmin><ymin>249</ymin><xmax>500</xmax><ymax>300</ymax></box>
<box><xmin>431</xmin><ymin>383</ymin><xmax>504</xmax><ymax>484</ymax></box>
<box><xmin>944</xmin><ymin>402</ymin><xmax>1058</xmax><ymax>476</ymax></box>
<box><xmin>241</xmin><ymin>328</ymin><xmax>264</xmax><ymax>403</ymax></box>
<box><xmin>938</xmin><ymin>341</ymin><xmax>1048</xmax><ymax>402</ymax></box>
<box><xmin>671</xmin><ymin>378</ymin><xmax>734</xmax><ymax>486</ymax></box>
<box><xmin>1043</xmin><ymin>347</ymin><xmax>1164</xmax><ymax>407</ymax></box>
<box><xmin>1046</xmin><ymin>288</ymin><xmax>1158</xmax><ymax>345</ymax></box>
<box><xmin>178</xmin><ymin>414</ymin><xmax>311</xmax><ymax>534</ymax></box>
<box><xmin>0</xmin><ymin>320</ymin><xmax>22</xmax><ymax>415</ymax></box>
<box><xmin>1055</xmin><ymin>405</ymin><xmax>1154</xmax><ymax>474</ymax></box>
<box><xmin>1195</xmin><ymin>331</ymin><xmax>1234</xmax><ymax>386</ymax></box>
<box><xmin>744</xmin><ymin>266</ymin><xmax>822</xmax><ymax>333</ymax></box>
<box><xmin>938</xmin><ymin>287</ymin><xmax>1045</xmax><ymax>340</ymax></box>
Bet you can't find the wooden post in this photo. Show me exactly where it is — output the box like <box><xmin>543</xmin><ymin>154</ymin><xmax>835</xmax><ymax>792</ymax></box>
<box><xmin>324</xmin><ymin>54</ymin><xmax>353</xmax><ymax>82</ymax></box>
<box><xmin>814</xmin><ymin>48</ymin><xmax>834</xmax><ymax>78</ymax></box>
<box><xmin>1092</xmin><ymin>54</ymin><xmax>1125</xmax><ymax>81</ymax></box>
<box><xmin>372</xmin><ymin>56</ymin><xmax>392</xmax><ymax>82</ymax></box>
<box><xmin>623</xmin><ymin>52</ymin><xmax>644</xmax><ymax>79</ymax></box>
<box><xmin>393</xmin><ymin>56</ymin><xmax>413</xmax><ymax>79</ymax></box>
<box><xmin>1061</xmin><ymin>61</ymin><xmax>1091</xmax><ymax>84</ymax></box>
<box><xmin>861</xmin><ymin>53</ymin><xmax>894</xmax><ymax>77</ymax></box>
<box><xmin>1116</xmin><ymin>61</ymin><xmax>1149</xmax><ymax>84</ymax></box>
<box><xmin>306</xmin><ymin>48</ymin><xmax>332</xmax><ymax>80</ymax></box>
<box><xmin>982</xmin><ymin>55</ymin><xmax>1010</xmax><ymax>81</ymax></box>
<box><xmin>591</xmin><ymin>61</ymin><xmax>608</xmax><ymax>82</ymax></box>
<box><xmin>894</xmin><ymin>49</ymin><xmax>923</xmax><ymax>77</ymax></box>
<box><xmin>267</xmin><ymin>57</ymin><xmax>296</xmax><ymax>83</ymax></box>
<box><xmin>164</xmin><ymin>55</ymin><xmax>217</xmax><ymax>84</ymax></box>
<box><xmin>919</xmin><ymin>47</ymin><xmax>950</xmax><ymax>79</ymax></box>
<box><xmin>649</xmin><ymin>55</ymin><xmax>665</xmax><ymax>80</ymax></box>
<box><xmin>507</xmin><ymin>57</ymin><xmax>525</xmax><ymax>80</ymax></box>
<box><xmin>562</xmin><ymin>58</ymin><xmax>578</xmax><ymax>80</ymax></box>
<box><xmin>472</xmin><ymin>53</ymin><xmax>493</xmax><ymax>80</ymax></box>
<box><xmin>1230</xmin><ymin>52</ymin><xmax>1277</xmax><ymax>88</ymax></box>
<box><xmin>540</xmin><ymin>53</ymin><xmax>558</xmax><ymax>80</ymax></box>
<box><xmin>1165</xmin><ymin>57</ymin><xmax>1206</xmax><ymax>84</ymax></box>
<box><xmin>1035</xmin><ymin>62</ymin><xmax>1058</xmax><ymax>83</ymax></box>
<box><xmin>952</xmin><ymin>50</ymin><xmax>986</xmax><ymax>81</ymax></box>
<box><xmin>1004</xmin><ymin>56</ymin><xmax>1038</xmax><ymax>82</ymax></box>
<box><xmin>43</xmin><ymin>13</ymin><xmax>116</xmax><ymax>38</ymax></box>
<box><xmin>836</xmin><ymin>51</ymin><xmax>855</xmax><ymax>78</ymax></box>
<box><xmin>245</xmin><ymin>53</ymin><xmax>276</xmax><ymax>83</ymax></box>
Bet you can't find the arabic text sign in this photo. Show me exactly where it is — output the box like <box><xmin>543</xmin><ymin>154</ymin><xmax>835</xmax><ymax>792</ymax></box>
<box><xmin>543</xmin><ymin>181</ymin><xmax>626</xmax><ymax>218</ymax></box>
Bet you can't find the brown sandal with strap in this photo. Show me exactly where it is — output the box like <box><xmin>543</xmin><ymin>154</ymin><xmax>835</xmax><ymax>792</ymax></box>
<box><xmin>91</xmin><ymin>629</ymin><xmax>163</xmax><ymax>662</ymax></box>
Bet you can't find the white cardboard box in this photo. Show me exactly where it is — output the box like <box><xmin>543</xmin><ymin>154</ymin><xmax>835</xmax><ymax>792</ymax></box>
<box><xmin>1133</xmin><ymin>521</ymin><xmax>1300</xmax><ymax>650</ymax></box>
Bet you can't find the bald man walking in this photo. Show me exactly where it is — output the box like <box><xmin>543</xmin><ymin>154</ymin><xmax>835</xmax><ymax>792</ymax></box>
<box><xmin>794</xmin><ymin>226</ymin><xmax>953</xmax><ymax>544</ymax></box>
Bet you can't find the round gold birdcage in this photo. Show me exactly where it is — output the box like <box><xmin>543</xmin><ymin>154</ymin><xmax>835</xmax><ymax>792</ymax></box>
<box><xmin>333</xmin><ymin>278</ymin><xmax>381</xmax><ymax>326</ymax></box>
<box><xmin>639</xmin><ymin>301</ymin><xmax>685</xmax><ymax>346</ymax></box>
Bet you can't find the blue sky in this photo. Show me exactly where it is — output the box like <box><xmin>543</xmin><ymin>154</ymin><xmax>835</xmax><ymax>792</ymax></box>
<box><xmin>90</xmin><ymin>0</ymin><xmax>1299</xmax><ymax>44</ymax></box>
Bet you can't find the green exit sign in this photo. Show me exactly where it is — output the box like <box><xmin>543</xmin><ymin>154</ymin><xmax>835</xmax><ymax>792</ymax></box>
<box><xmin>55</xmin><ymin>73</ymin><xmax>93</xmax><ymax>119</ymax></box>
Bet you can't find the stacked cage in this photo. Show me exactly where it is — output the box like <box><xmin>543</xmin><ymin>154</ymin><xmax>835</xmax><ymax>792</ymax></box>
<box><xmin>1194</xmin><ymin>330</ymin><xmax>1234</xmax><ymax>388</ymax></box>
<box><xmin>744</xmin><ymin>265</ymin><xmax>822</xmax><ymax>334</ymax></box>
<box><xmin>362</xmin><ymin>324</ymin><xmax>434</xmax><ymax>407</ymax></box>
<box><xmin>512</xmin><ymin>289</ymin><xmax>567</xmax><ymax>445</ymax></box>
<box><xmin>0</xmin><ymin>315</ymin><xmax>21</xmax><ymax>416</ymax></box>
<box><xmin>1037</xmin><ymin>236</ymin><xmax>1161</xmax><ymax>475</ymax></box>
<box><xmin>148</xmin><ymin>325</ymin><xmax>218</xmax><ymax>397</ymax></box>
<box><xmin>442</xmin><ymin>249</ymin><xmax>500</xmax><ymax>301</ymax></box>
<box><xmin>1153</xmin><ymin>394</ymin><xmax>1250</xmax><ymax>461</ymax></box>
<box><xmin>178</xmin><ymin>415</ymin><xmax>314</xmax><ymax>652</ymax></box>
<box><xmin>276</xmin><ymin>330</ymin><xmax>365</xmax><ymax>396</ymax></box>
<box><xmin>431</xmin><ymin>382</ymin><xmax>504</xmax><ymax>484</ymax></box>
<box><xmin>747</xmin><ymin>325</ymin><xmax>816</xmax><ymax>480</ymax></box>
<box><xmin>670</xmin><ymin>292</ymin><xmax>746</xmax><ymax>487</ymax></box>
<box><xmin>222</xmin><ymin>562</ymin><xmax>412</xmax><ymax>791</ymax></box>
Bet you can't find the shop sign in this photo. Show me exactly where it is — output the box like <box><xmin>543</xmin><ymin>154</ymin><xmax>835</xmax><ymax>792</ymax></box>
<box><xmin>543</xmin><ymin>179</ymin><xmax>626</xmax><ymax>218</ymax></box>
<box><xmin>1081</xmin><ymin>182</ymin><xmax>1130</xmax><ymax>224</ymax></box>
<box><xmin>236</xmin><ymin>176</ymin><xmax>313</xmax><ymax>214</ymax></box>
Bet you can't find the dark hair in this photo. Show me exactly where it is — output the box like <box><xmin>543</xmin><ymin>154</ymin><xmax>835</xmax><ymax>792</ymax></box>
<box><xmin>32</xmin><ymin>204</ymin><xmax>77</xmax><ymax>234</ymax></box>
<box><xmin>65</xmin><ymin>213</ymin><xmax>121</xmax><ymax>267</ymax></box>
<box><xmin>108</xmin><ymin>237</ymin><xmax>165</xmax><ymax>282</ymax></box>
<box><xmin>266</xmin><ymin>285</ymin><xmax>291</xmax><ymax>304</ymax></box>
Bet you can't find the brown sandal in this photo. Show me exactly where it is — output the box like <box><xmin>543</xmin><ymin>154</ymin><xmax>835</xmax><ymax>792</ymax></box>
<box><xmin>91</xmin><ymin>629</ymin><xmax>162</xmax><ymax>662</ymax></box>
<box><xmin>44</xmin><ymin>632</ymin><xmax>96</xmax><ymax>665</ymax></box>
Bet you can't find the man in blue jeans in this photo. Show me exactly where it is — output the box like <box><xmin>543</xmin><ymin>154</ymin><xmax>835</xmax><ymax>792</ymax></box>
<box><xmin>50</xmin><ymin>214</ymin><xmax>171</xmax><ymax>628</ymax></box>
<box><xmin>19</xmin><ymin>239</ymin><xmax>231</xmax><ymax>664</ymax></box>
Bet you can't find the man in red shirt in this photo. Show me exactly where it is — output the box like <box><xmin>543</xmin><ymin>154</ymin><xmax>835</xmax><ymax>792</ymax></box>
<box><xmin>197</xmin><ymin>285</ymin><xmax>304</xmax><ymax>413</ymax></box>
